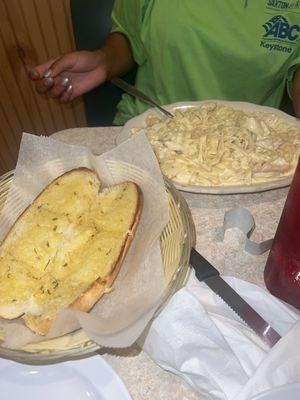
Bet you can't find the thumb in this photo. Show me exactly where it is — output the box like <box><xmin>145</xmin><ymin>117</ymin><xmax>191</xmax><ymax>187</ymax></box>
<box><xmin>45</xmin><ymin>53</ymin><xmax>79</xmax><ymax>77</ymax></box>
<box><xmin>28</xmin><ymin>57</ymin><xmax>59</xmax><ymax>81</ymax></box>
<box><xmin>29</xmin><ymin>54</ymin><xmax>78</xmax><ymax>81</ymax></box>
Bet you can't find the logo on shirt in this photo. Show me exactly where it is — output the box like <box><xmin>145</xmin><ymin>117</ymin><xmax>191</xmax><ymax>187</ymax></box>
<box><xmin>263</xmin><ymin>15</ymin><xmax>300</xmax><ymax>40</ymax></box>
<box><xmin>260</xmin><ymin>15</ymin><xmax>300</xmax><ymax>53</ymax></box>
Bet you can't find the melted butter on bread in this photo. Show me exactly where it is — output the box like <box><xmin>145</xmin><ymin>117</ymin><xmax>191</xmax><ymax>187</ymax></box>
<box><xmin>0</xmin><ymin>168</ymin><xmax>143</xmax><ymax>334</ymax></box>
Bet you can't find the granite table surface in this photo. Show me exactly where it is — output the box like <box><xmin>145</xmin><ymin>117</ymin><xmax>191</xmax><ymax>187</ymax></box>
<box><xmin>51</xmin><ymin>126</ymin><xmax>289</xmax><ymax>400</ymax></box>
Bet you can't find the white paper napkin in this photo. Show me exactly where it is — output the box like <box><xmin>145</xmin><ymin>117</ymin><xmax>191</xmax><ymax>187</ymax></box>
<box><xmin>142</xmin><ymin>272</ymin><xmax>300</xmax><ymax>400</ymax></box>
<box><xmin>0</xmin><ymin>132</ymin><xmax>169</xmax><ymax>348</ymax></box>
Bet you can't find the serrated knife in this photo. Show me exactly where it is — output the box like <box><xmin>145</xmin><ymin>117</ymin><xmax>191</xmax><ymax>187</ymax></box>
<box><xmin>189</xmin><ymin>247</ymin><xmax>281</xmax><ymax>347</ymax></box>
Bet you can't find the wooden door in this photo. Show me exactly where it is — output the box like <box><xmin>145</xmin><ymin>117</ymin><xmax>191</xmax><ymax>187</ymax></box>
<box><xmin>0</xmin><ymin>0</ymin><xmax>87</xmax><ymax>175</ymax></box>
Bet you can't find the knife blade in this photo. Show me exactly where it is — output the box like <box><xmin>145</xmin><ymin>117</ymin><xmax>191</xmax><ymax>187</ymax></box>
<box><xmin>111</xmin><ymin>77</ymin><xmax>174</xmax><ymax>118</ymax></box>
<box><xmin>189</xmin><ymin>247</ymin><xmax>281</xmax><ymax>347</ymax></box>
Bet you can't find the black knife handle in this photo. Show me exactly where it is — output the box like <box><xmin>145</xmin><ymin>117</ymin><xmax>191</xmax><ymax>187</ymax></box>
<box><xmin>190</xmin><ymin>247</ymin><xmax>220</xmax><ymax>281</ymax></box>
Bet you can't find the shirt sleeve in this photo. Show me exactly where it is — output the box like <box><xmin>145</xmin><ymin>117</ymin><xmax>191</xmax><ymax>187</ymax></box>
<box><xmin>111</xmin><ymin>0</ymin><xmax>148</xmax><ymax>65</ymax></box>
<box><xmin>286</xmin><ymin>45</ymin><xmax>300</xmax><ymax>98</ymax></box>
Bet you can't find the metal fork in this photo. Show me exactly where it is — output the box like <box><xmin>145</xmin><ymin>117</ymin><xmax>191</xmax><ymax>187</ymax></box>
<box><xmin>111</xmin><ymin>77</ymin><xmax>174</xmax><ymax>118</ymax></box>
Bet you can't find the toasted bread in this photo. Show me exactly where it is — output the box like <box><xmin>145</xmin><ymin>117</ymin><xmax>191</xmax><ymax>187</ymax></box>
<box><xmin>0</xmin><ymin>168</ymin><xmax>143</xmax><ymax>335</ymax></box>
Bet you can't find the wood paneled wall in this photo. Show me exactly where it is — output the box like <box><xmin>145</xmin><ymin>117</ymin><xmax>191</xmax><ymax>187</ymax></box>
<box><xmin>0</xmin><ymin>0</ymin><xmax>87</xmax><ymax>175</ymax></box>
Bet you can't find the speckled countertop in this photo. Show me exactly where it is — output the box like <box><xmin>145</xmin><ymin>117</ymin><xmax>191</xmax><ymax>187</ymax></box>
<box><xmin>52</xmin><ymin>127</ymin><xmax>288</xmax><ymax>400</ymax></box>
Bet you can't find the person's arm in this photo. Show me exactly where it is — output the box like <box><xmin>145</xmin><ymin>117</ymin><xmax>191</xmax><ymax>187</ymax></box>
<box><xmin>29</xmin><ymin>32</ymin><xmax>135</xmax><ymax>103</ymax></box>
<box><xmin>292</xmin><ymin>66</ymin><xmax>300</xmax><ymax>118</ymax></box>
<box><xmin>100</xmin><ymin>32</ymin><xmax>135</xmax><ymax>79</ymax></box>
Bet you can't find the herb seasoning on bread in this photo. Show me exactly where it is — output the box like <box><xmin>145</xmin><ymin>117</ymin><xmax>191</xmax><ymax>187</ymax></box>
<box><xmin>0</xmin><ymin>168</ymin><xmax>143</xmax><ymax>335</ymax></box>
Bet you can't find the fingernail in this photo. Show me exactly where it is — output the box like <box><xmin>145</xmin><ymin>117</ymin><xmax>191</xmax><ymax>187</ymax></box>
<box><xmin>66</xmin><ymin>84</ymin><xmax>73</xmax><ymax>93</ymax></box>
<box><xmin>43</xmin><ymin>77</ymin><xmax>54</xmax><ymax>87</ymax></box>
<box><xmin>29</xmin><ymin>70</ymin><xmax>39</xmax><ymax>79</ymax></box>
<box><xmin>61</xmin><ymin>77</ymin><xmax>70</xmax><ymax>87</ymax></box>
<box><xmin>43</xmin><ymin>69</ymin><xmax>52</xmax><ymax>78</ymax></box>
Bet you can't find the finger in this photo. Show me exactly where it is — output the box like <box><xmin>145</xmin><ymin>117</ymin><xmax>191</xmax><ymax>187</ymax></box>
<box><xmin>28</xmin><ymin>69</ymin><xmax>40</xmax><ymax>80</ymax></box>
<box><xmin>28</xmin><ymin>58</ymin><xmax>59</xmax><ymax>81</ymax></box>
<box><xmin>35</xmin><ymin>77</ymin><xmax>54</xmax><ymax>94</ymax></box>
<box><xmin>59</xmin><ymin>84</ymin><xmax>74</xmax><ymax>103</ymax></box>
<box><xmin>48</xmin><ymin>76</ymin><xmax>71</xmax><ymax>99</ymax></box>
<box><xmin>44</xmin><ymin>53</ymin><xmax>78</xmax><ymax>78</ymax></box>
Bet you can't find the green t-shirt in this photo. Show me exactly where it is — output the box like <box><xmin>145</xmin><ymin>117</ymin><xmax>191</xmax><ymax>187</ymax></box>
<box><xmin>111</xmin><ymin>0</ymin><xmax>300</xmax><ymax>124</ymax></box>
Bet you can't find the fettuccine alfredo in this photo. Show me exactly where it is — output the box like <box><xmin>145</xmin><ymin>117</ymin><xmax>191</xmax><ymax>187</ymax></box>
<box><xmin>131</xmin><ymin>103</ymin><xmax>300</xmax><ymax>186</ymax></box>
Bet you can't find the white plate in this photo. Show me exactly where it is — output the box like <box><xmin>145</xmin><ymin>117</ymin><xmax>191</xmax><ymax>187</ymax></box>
<box><xmin>0</xmin><ymin>355</ymin><xmax>132</xmax><ymax>400</ymax></box>
<box><xmin>250</xmin><ymin>383</ymin><xmax>300</xmax><ymax>400</ymax></box>
<box><xmin>116</xmin><ymin>100</ymin><xmax>300</xmax><ymax>194</ymax></box>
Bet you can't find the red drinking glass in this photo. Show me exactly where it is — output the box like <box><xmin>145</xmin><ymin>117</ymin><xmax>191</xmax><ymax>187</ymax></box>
<box><xmin>264</xmin><ymin>157</ymin><xmax>300</xmax><ymax>310</ymax></box>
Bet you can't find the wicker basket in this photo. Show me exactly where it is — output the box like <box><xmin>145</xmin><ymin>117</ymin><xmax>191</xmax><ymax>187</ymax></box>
<box><xmin>0</xmin><ymin>170</ymin><xmax>195</xmax><ymax>363</ymax></box>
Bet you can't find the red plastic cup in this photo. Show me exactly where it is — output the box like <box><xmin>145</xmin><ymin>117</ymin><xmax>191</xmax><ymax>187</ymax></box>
<box><xmin>264</xmin><ymin>157</ymin><xmax>300</xmax><ymax>310</ymax></box>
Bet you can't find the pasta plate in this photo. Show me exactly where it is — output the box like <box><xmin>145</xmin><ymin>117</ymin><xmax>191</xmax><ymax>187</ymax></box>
<box><xmin>116</xmin><ymin>100</ymin><xmax>300</xmax><ymax>194</ymax></box>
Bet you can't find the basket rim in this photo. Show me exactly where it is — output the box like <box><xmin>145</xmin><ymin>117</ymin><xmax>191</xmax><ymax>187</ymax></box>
<box><xmin>0</xmin><ymin>170</ymin><xmax>195</xmax><ymax>363</ymax></box>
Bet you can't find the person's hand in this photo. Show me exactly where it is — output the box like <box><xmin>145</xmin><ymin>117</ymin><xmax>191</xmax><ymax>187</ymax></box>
<box><xmin>28</xmin><ymin>50</ymin><xmax>108</xmax><ymax>103</ymax></box>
